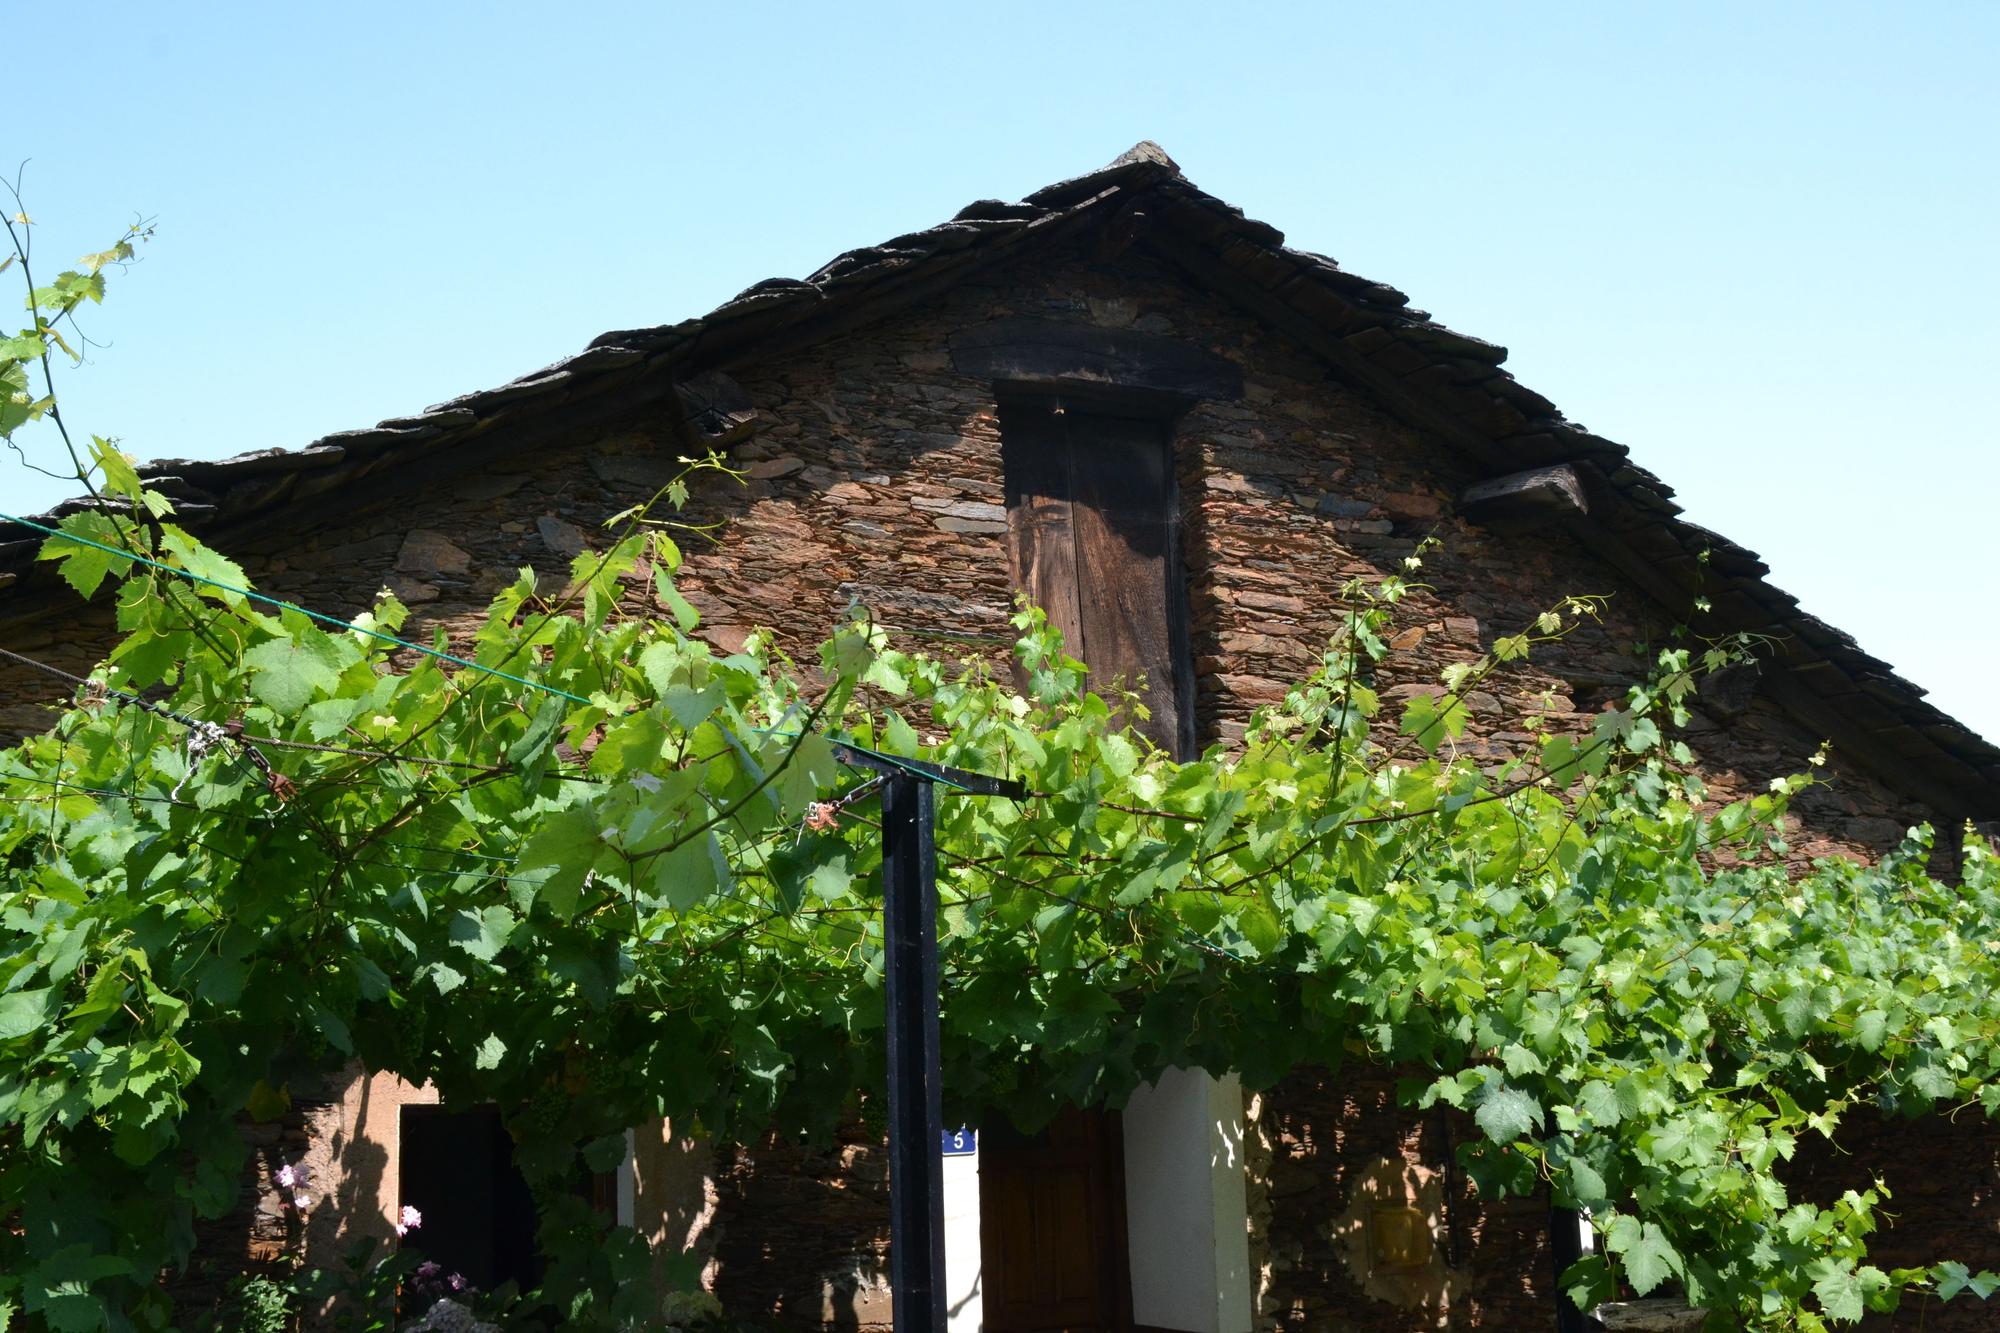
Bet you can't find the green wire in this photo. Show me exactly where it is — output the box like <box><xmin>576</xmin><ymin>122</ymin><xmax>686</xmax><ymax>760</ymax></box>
<box><xmin>1</xmin><ymin>510</ymin><xmax>592</xmax><ymax>705</ymax></box>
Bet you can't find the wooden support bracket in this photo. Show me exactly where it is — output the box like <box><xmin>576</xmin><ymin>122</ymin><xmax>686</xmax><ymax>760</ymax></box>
<box><xmin>674</xmin><ymin>368</ymin><xmax>763</xmax><ymax>446</ymax></box>
<box><xmin>1459</xmin><ymin>464</ymin><xmax>1588</xmax><ymax>528</ymax></box>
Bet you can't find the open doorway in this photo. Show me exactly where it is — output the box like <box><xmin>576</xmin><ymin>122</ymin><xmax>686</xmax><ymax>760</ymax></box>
<box><xmin>398</xmin><ymin>1104</ymin><xmax>541</xmax><ymax>1293</ymax></box>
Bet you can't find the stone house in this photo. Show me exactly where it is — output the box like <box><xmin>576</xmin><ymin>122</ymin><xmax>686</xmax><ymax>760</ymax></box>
<box><xmin>3</xmin><ymin>143</ymin><xmax>1998</xmax><ymax>1331</ymax></box>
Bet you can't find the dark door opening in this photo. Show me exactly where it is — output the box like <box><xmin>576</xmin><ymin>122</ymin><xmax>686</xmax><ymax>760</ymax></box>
<box><xmin>979</xmin><ymin>1106</ymin><xmax>1133</xmax><ymax>1333</ymax></box>
<box><xmin>398</xmin><ymin>1104</ymin><xmax>541</xmax><ymax>1294</ymax></box>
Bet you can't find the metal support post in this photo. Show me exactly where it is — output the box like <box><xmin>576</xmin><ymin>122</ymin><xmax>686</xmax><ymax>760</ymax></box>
<box><xmin>882</xmin><ymin>770</ymin><xmax>945</xmax><ymax>1333</ymax></box>
<box><xmin>832</xmin><ymin>742</ymin><xmax>1024</xmax><ymax>1333</ymax></box>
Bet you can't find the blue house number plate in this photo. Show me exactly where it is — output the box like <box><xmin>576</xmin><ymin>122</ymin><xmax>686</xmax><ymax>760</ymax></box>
<box><xmin>940</xmin><ymin>1128</ymin><xmax>977</xmax><ymax>1156</ymax></box>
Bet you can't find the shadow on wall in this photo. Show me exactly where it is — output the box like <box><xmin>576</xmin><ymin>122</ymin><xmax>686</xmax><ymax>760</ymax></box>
<box><xmin>1247</xmin><ymin>1063</ymin><xmax>1553</xmax><ymax>1333</ymax></box>
<box><xmin>632</xmin><ymin>1121</ymin><xmax>725</xmax><ymax>1294</ymax></box>
<box><xmin>161</xmin><ymin>1068</ymin><xmax>397</xmax><ymax>1327</ymax></box>
<box><xmin>303</xmin><ymin>1071</ymin><xmax>393</xmax><ymax>1259</ymax></box>
<box><xmin>707</xmin><ymin>1123</ymin><xmax>895</xmax><ymax>1330</ymax></box>
<box><xmin>295</xmin><ymin>1069</ymin><xmax>400</xmax><ymax>1329</ymax></box>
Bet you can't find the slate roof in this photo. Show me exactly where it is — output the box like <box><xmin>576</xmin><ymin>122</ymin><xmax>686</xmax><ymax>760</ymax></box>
<box><xmin>3</xmin><ymin>142</ymin><xmax>1993</xmax><ymax>816</ymax></box>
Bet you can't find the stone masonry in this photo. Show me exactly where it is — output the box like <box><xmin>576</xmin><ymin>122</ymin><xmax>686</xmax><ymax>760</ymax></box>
<box><xmin>1</xmin><ymin>209</ymin><xmax>1994</xmax><ymax>1330</ymax></box>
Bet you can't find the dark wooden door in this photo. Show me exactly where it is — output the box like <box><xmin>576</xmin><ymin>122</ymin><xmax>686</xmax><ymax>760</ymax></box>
<box><xmin>980</xmin><ymin>1107</ymin><xmax>1132</xmax><ymax>1333</ymax></box>
<box><xmin>999</xmin><ymin>402</ymin><xmax>1195</xmax><ymax>759</ymax></box>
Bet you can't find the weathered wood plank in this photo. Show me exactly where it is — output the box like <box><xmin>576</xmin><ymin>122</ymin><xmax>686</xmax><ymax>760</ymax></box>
<box><xmin>1068</xmin><ymin>412</ymin><xmax>1188</xmax><ymax>757</ymax></box>
<box><xmin>999</xmin><ymin>405</ymin><xmax>1086</xmax><ymax>668</ymax></box>
<box><xmin>1459</xmin><ymin>464</ymin><xmax>1589</xmax><ymax>527</ymax></box>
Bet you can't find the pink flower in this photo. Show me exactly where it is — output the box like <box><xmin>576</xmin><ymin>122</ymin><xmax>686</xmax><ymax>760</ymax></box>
<box><xmin>293</xmin><ymin>1193</ymin><xmax>314</xmax><ymax>1211</ymax></box>
<box><xmin>276</xmin><ymin>1163</ymin><xmax>300</xmax><ymax>1189</ymax></box>
<box><xmin>396</xmin><ymin>1204</ymin><xmax>422</xmax><ymax>1236</ymax></box>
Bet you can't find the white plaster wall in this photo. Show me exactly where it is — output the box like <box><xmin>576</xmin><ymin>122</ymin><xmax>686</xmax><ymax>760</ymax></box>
<box><xmin>1121</xmin><ymin>1069</ymin><xmax>1253</xmax><ymax>1333</ymax></box>
<box><xmin>943</xmin><ymin>1140</ymin><xmax>983</xmax><ymax>1333</ymax></box>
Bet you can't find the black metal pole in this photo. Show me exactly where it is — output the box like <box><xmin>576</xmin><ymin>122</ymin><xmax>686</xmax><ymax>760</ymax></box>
<box><xmin>832</xmin><ymin>741</ymin><xmax>1021</xmax><ymax>1333</ymax></box>
<box><xmin>882</xmin><ymin>770</ymin><xmax>945</xmax><ymax>1333</ymax></box>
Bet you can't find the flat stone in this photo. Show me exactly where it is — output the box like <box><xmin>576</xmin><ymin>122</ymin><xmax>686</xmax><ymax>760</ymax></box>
<box><xmin>698</xmin><ymin>623</ymin><xmax>752</xmax><ymax>654</ymax></box>
<box><xmin>1593</xmin><ymin>1301</ymin><xmax>1708</xmax><ymax>1332</ymax></box>
<box><xmin>454</xmin><ymin>471</ymin><xmax>531</xmax><ymax>503</ymax></box>
<box><xmin>1379</xmin><ymin>490</ymin><xmax>1443</xmax><ymax>519</ymax></box>
<box><xmin>589</xmin><ymin>454</ymin><xmax>682</xmax><ymax>489</ymax></box>
<box><xmin>537</xmin><ymin>515</ymin><xmax>589</xmax><ymax>558</ymax></box>
<box><xmin>746</xmin><ymin>456</ymin><xmax>805</xmax><ymax>480</ymax></box>
<box><xmin>913</xmin><ymin>500</ymin><xmax>1006</xmax><ymax>523</ymax></box>
<box><xmin>1315</xmin><ymin>494</ymin><xmax>1375</xmax><ymax>518</ymax></box>
<box><xmin>1206</xmin><ymin>474</ymin><xmax>1265</xmax><ymax>496</ymax></box>
<box><xmin>396</xmin><ymin>530</ymin><xmax>472</xmax><ymax>576</ymax></box>
<box><xmin>1843</xmin><ymin>816</ymin><xmax>1904</xmax><ymax>846</ymax></box>
<box><xmin>933</xmin><ymin>516</ymin><xmax>1009</xmax><ymax>535</ymax></box>
<box><xmin>386</xmin><ymin>575</ymin><xmax>440</xmax><ymax>605</ymax></box>
<box><xmin>1087</xmin><ymin>297</ymin><xmax>1137</xmax><ymax>328</ymax></box>
<box><xmin>1235</xmin><ymin>590</ymin><xmax>1308</xmax><ymax>615</ymax></box>
<box><xmin>1216</xmin><ymin>673</ymin><xmax>1288</xmax><ymax>703</ymax></box>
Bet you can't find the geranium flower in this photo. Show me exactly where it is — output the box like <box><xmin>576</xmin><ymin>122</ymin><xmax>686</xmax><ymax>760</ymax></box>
<box><xmin>396</xmin><ymin>1204</ymin><xmax>423</xmax><ymax>1236</ymax></box>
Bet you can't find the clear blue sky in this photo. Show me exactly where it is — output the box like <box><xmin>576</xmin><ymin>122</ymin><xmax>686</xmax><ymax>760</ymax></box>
<box><xmin>11</xmin><ymin>2</ymin><xmax>1998</xmax><ymax>742</ymax></box>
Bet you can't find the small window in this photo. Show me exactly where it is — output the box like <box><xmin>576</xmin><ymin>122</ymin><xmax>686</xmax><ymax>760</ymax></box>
<box><xmin>999</xmin><ymin>398</ymin><xmax>1195</xmax><ymax>757</ymax></box>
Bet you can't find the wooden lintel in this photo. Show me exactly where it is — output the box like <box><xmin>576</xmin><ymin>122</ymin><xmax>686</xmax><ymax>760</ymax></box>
<box><xmin>949</xmin><ymin>316</ymin><xmax>1243</xmax><ymax>402</ymax></box>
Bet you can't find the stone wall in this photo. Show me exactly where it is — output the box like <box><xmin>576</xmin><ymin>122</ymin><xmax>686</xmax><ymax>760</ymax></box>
<box><xmin>708</xmin><ymin>1122</ymin><xmax>895</xmax><ymax>1329</ymax></box>
<box><xmin>1784</xmin><ymin>1109</ymin><xmax>2000</xmax><ymax>1332</ymax></box>
<box><xmin>1246</xmin><ymin>1064</ymin><xmax>1550</xmax><ymax>1332</ymax></box>
<box><xmin>0</xmin><ymin>235</ymin><xmax>1984</xmax><ymax>1325</ymax></box>
<box><xmin>0</xmin><ymin>238</ymin><xmax>1940</xmax><ymax>854</ymax></box>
